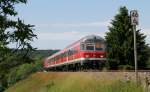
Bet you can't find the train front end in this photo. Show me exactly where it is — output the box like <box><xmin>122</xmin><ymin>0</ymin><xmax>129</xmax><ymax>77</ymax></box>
<box><xmin>79</xmin><ymin>35</ymin><xmax>107</xmax><ymax>69</ymax></box>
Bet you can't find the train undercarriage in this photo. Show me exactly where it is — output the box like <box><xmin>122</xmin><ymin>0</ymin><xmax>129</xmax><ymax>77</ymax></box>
<box><xmin>45</xmin><ymin>60</ymin><xmax>106</xmax><ymax>71</ymax></box>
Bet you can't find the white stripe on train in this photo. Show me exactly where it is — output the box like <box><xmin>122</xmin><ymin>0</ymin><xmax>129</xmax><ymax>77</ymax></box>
<box><xmin>46</xmin><ymin>58</ymin><xmax>107</xmax><ymax>68</ymax></box>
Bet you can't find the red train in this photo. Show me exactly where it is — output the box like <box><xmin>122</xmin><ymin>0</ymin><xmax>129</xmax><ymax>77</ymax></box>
<box><xmin>44</xmin><ymin>35</ymin><xmax>107</xmax><ymax>70</ymax></box>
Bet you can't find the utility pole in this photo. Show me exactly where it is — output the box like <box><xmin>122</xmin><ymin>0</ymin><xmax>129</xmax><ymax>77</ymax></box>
<box><xmin>133</xmin><ymin>24</ymin><xmax>138</xmax><ymax>85</ymax></box>
<box><xmin>130</xmin><ymin>10</ymin><xmax>139</xmax><ymax>86</ymax></box>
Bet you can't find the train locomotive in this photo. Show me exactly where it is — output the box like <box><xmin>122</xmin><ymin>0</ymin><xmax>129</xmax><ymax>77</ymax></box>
<box><xmin>44</xmin><ymin>35</ymin><xmax>107</xmax><ymax>71</ymax></box>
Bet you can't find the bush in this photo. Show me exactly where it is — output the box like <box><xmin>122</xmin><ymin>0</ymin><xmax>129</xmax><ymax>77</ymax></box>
<box><xmin>104</xmin><ymin>80</ymin><xmax>144</xmax><ymax>92</ymax></box>
<box><xmin>118</xmin><ymin>65</ymin><xmax>133</xmax><ymax>70</ymax></box>
<box><xmin>146</xmin><ymin>57</ymin><xmax>150</xmax><ymax>69</ymax></box>
<box><xmin>106</xmin><ymin>60</ymin><xmax>118</xmax><ymax>70</ymax></box>
<box><xmin>7</xmin><ymin>59</ymin><xmax>43</xmax><ymax>86</ymax></box>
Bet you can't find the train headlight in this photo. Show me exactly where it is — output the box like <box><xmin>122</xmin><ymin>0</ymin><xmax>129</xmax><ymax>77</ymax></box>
<box><xmin>100</xmin><ymin>55</ymin><xmax>104</xmax><ymax>58</ymax></box>
<box><xmin>85</xmin><ymin>54</ymin><xmax>89</xmax><ymax>58</ymax></box>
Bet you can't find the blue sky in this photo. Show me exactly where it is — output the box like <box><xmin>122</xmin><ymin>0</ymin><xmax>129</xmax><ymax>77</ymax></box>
<box><xmin>15</xmin><ymin>0</ymin><xmax>150</xmax><ymax>49</ymax></box>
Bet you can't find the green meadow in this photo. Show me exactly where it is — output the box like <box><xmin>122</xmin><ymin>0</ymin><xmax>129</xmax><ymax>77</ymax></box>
<box><xmin>5</xmin><ymin>72</ymin><xmax>145</xmax><ymax>92</ymax></box>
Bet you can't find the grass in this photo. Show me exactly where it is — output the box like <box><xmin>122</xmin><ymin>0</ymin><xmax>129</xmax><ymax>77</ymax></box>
<box><xmin>5</xmin><ymin>72</ymin><xmax>145</xmax><ymax>92</ymax></box>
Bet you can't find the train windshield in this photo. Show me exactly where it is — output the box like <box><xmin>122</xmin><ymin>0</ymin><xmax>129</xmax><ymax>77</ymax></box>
<box><xmin>95</xmin><ymin>42</ymin><xmax>104</xmax><ymax>51</ymax></box>
<box><xmin>81</xmin><ymin>38</ymin><xmax>105</xmax><ymax>51</ymax></box>
<box><xmin>86</xmin><ymin>44</ymin><xmax>94</xmax><ymax>50</ymax></box>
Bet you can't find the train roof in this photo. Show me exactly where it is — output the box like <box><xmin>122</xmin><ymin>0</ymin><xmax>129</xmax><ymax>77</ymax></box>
<box><xmin>65</xmin><ymin>35</ymin><xmax>105</xmax><ymax>49</ymax></box>
<box><xmin>46</xmin><ymin>35</ymin><xmax>105</xmax><ymax>60</ymax></box>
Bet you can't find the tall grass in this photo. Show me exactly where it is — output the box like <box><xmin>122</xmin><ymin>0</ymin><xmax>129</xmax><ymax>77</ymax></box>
<box><xmin>44</xmin><ymin>80</ymin><xmax>144</xmax><ymax>92</ymax></box>
<box><xmin>5</xmin><ymin>72</ymin><xmax>145</xmax><ymax>92</ymax></box>
<box><xmin>101</xmin><ymin>81</ymin><xmax>144</xmax><ymax>92</ymax></box>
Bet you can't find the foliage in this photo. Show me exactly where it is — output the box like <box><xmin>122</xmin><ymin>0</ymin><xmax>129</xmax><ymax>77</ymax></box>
<box><xmin>103</xmin><ymin>81</ymin><xmax>144</xmax><ymax>92</ymax></box>
<box><xmin>118</xmin><ymin>65</ymin><xmax>133</xmax><ymax>70</ymax></box>
<box><xmin>30</xmin><ymin>49</ymin><xmax>59</xmax><ymax>58</ymax></box>
<box><xmin>146</xmin><ymin>47</ymin><xmax>150</xmax><ymax>68</ymax></box>
<box><xmin>0</xmin><ymin>0</ymin><xmax>37</xmax><ymax>91</ymax></box>
<box><xmin>7</xmin><ymin>58</ymin><xmax>43</xmax><ymax>86</ymax></box>
<box><xmin>105</xmin><ymin>6</ymin><xmax>149</xmax><ymax>69</ymax></box>
<box><xmin>2</xmin><ymin>49</ymin><xmax>58</xmax><ymax>91</ymax></box>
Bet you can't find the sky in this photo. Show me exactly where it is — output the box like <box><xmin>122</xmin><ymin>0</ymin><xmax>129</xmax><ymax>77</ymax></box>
<box><xmin>15</xmin><ymin>0</ymin><xmax>150</xmax><ymax>49</ymax></box>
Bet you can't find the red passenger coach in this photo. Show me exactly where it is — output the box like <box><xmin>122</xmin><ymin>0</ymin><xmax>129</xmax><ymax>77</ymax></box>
<box><xmin>44</xmin><ymin>35</ymin><xmax>107</xmax><ymax>71</ymax></box>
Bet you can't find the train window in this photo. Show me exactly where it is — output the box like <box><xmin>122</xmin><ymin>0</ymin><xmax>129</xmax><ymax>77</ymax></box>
<box><xmin>70</xmin><ymin>50</ymin><xmax>73</xmax><ymax>55</ymax></box>
<box><xmin>68</xmin><ymin>50</ymin><xmax>70</xmax><ymax>56</ymax></box>
<box><xmin>86</xmin><ymin>44</ymin><xmax>94</xmax><ymax>50</ymax></box>
<box><xmin>72</xmin><ymin>50</ymin><xmax>74</xmax><ymax>54</ymax></box>
<box><xmin>69</xmin><ymin>49</ymin><xmax>72</xmax><ymax>55</ymax></box>
<box><xmin>81</xmin><ymin>44</ymin><xmax>85</xmax><ymax>50</ymax></box>
<box><xmin>62</xmin><ymin>53</ymin><xmax>64</xmax><ymax>57</ymax></box>
<box><xmin>95</xmin><ymin>42</ymin><xmax>103</xmax><ymax>51</ymax></box>
<box><xmin>68</xmin><ymin>49</ymin><xmax>73</xmax><ymax>56</ymax></box>
<box><xmin>96</xmin><ymin>48</ymin><xmax>103</xmax><ymax>51</ymax></box>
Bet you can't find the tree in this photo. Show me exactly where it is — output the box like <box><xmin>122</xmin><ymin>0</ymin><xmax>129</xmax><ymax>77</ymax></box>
<box><xmin>0</xmin><ymin>0</ymin><xmax>36</xmax><ymax>91</ymax></box>
<box><xmin>105</xmin><ymin>6</ymin><xmax>149</xmax><ymax>69</ymax></box>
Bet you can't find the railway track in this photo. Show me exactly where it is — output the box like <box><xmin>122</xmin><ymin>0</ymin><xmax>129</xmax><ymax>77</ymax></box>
<box><xmin>45</xmin><ymin>69</ymin><xmax>150</xmax><ymax>72</ymax></box>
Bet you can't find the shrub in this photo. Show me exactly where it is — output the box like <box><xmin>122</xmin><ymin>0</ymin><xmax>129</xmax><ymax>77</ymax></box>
<box><xmin>118</xmin><ymin>65</ymin><xmax>133</xmax><ymax>70</ymax></box>
<box><xmin>7</xmin><ymin>59</ymin><xmax>43</xmax><ymax>86</ymax></box>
